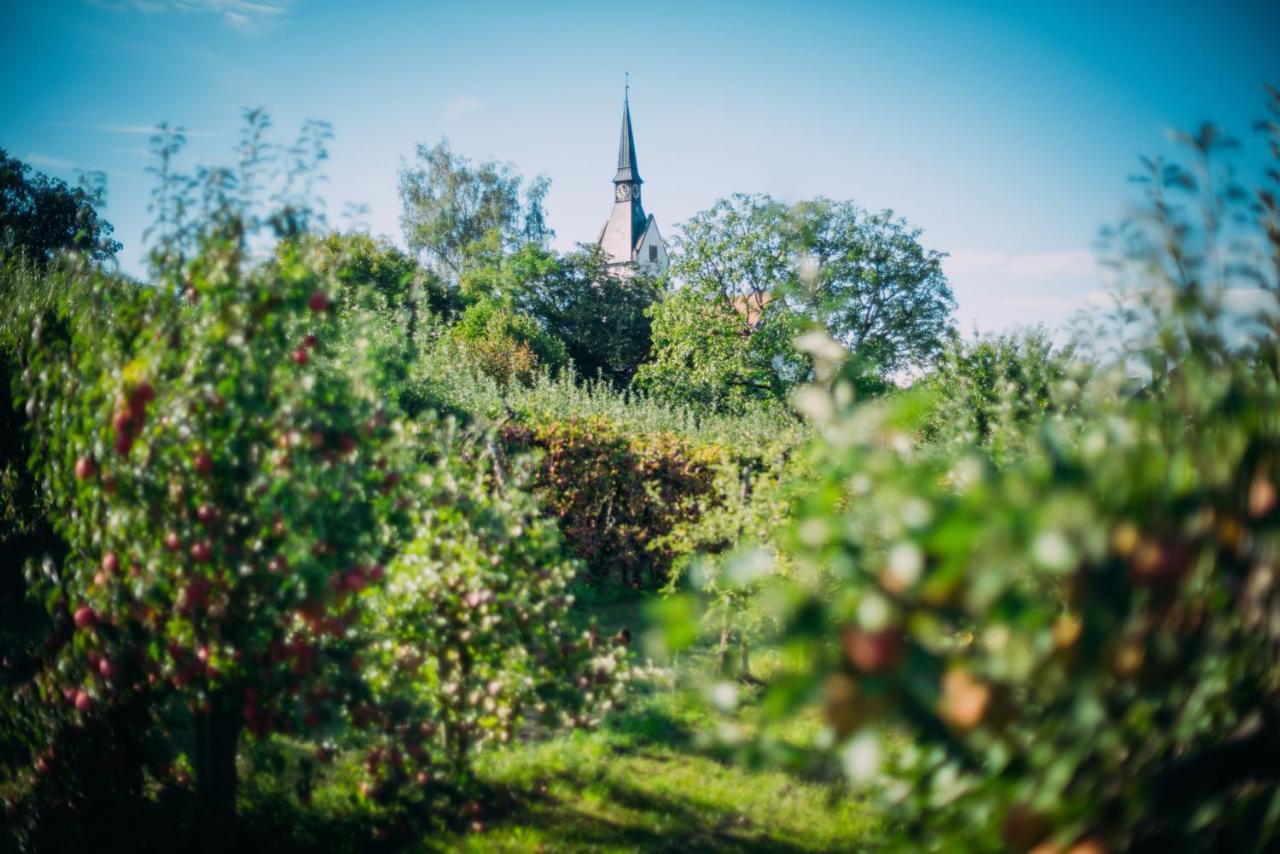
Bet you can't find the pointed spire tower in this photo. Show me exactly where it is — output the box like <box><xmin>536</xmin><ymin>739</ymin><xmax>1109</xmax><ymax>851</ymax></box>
<box><xmin>598</xmin><ymin>80</ymin><xmax>667</xmax><ymax>276</ymax></box>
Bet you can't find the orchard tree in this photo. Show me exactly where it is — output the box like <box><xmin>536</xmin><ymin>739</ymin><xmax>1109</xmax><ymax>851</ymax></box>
<box><xmin>398</xmin><ymin>139</ymin><xmax>551</xmax><ymax>281</ymax></box>
<box><xmin>15</xmin><ymin>239</ymin><xmax>416</xmax><ymax>817</ymax></box>
<box><xmin>671</xmin><ymin>193</ymin><xmax>792</xmax><ymax>305</ymax></box>
<box><xmin>314</xmin><ymin>231</ymin><xmax>457</xmax><ymax>359</ymax></box>
<box><xmin>0</xmin><ymin>150</ymin><xmax>121</xmax><ymax>264</ymax></box>
<box><xmin>360</xmin><ymin>444</ymin><xmax>628</xmax><ymax>789</ymax></box>
<box><xmin>451</xmin><ymin>295</ymin><xmax>568</xmax><ymax>385</ymax></box>
<box><xmin>718</xmin><ymin>98</ymin><xmax>1280</xmax><ymax>851</ymax></box>
<box><xmin>916</xmin><ymin>327</ymin><xmax>1087</xmax><ymax>461</ymax></box>
<box><xmin>8</xmin><ymin>120</ymin><xmax>418</xmax><ymax>820</ymax></box>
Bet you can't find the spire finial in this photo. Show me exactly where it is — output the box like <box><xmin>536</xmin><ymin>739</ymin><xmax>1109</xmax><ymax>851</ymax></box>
<box><xmin>624</xmin><ymin>71</ymin><xmax>629</xmax><ymax>101</ymax></box>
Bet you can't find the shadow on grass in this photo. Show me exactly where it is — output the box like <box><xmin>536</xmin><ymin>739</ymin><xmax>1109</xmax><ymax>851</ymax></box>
<box><xmin>469</xmin><ymin>772</ymin><xmax>836</xmax><ymax>854</ymax></box>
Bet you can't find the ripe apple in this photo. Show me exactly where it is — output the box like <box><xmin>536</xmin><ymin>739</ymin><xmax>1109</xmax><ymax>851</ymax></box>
<box><xmin>74</xmin><ymin>455</ymin><xmax>97</xmax><ymax>480</ymax></box>
<box><xmin>114</xmin><ymin>432</ymin><xmax>134</xmax><ymax>457</ymax></box>
<box><xmin>112</xmin><ymin>408</ymin><xmax>133</xmax><ymax>433</ymax></box>
<box><xmin>101</xmin><ymin>552</ymin><xmax>119</xmax><ymax>574</ymax></box>
<box><xmin>1250</xmin><ymin>472</ymin><xmax>1277</xmax><ymax>518</ymax></box>
<box><xmin>164</xmin><ymin>531</ymin><xmax>181</xmax><ymax>552</ymax></box>
<box><xmin>74</xmin><ymin>690</ymin><xmax>92</xmax><ymax>713</ymax></box>
<box><xmin>302</xmin><ymin>333</ymin><xmax>319</xmax><ymax>350</ymax></box>
<box><xmin>98</xmin><ymin>658</ymin><xmax>117</xmax><ymax>680</ymax></box>
<box><xmin>308</xmin><ymin>291</ymin><xmax>329</xmax><ymax>313</ymax></box>
<box><xmin>1130</xmin><ymin>537</ymin><xmax>1192</xmax><ymax>587</ymax></box>
<box><xmin>196</xmin><ymin>504</ymin><xmax>215</xmax><ymax>524</ymax></box>
<box><xmin>190</xmin><ymin>541</ymin><xmax>212</xmax><ymax>563</ymax></box>
<box><xmin>840</xmin><ymin>627</ymin><xmax>904</xmax><ymax>674</ymax></box>
<box><xmin>939</xmin><ymin>667</ymin><xmax>992</xmax><ymax>732</ymax></box>
<box><xmin>194</xmin><ymin>453</ymin><xmax>213</xmax><ymax>475</ymax></box>
<box><xmin>291</xmin><ymin>347</ymin><xmax>309</xmax><ymax>366</ymax></box>
<box><xmin>130</xmin><ymin>381</ymin><xmax>155</xmax><ymax>413</ymax></box>
<box><xmin>73</xmin><ymin>605</ymin><xmax>97</xmax><ymax>630</ymax></box>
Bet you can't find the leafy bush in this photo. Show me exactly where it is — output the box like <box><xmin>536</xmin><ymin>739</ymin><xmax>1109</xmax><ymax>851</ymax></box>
<box><xmin>408</xmin><ymin>335</ymin><xmax>803</xmax><ymax>447</ymax></box>
<box><xmin>451</xmin><ymin>296</ymin><xmax>567</xmax><ymax>385</ymax></box>
<box><xmin>634</xmin><ymin>285</ymin><xmax>808</xmax><ymax>415</ymax></box>
<box><xmin>916</xmin><ymin>327</ymin><xmax>1088</xmax><ymax>462</ymax></box>
<box><xmin>500</xmin><ymin>416</ymin><xmax>724</xmax><ymax>587</ymax></box>
<box><xmin>357</xmin><ymin>442</ymin><xmax>628</xmax><ymax>792</ymax></box>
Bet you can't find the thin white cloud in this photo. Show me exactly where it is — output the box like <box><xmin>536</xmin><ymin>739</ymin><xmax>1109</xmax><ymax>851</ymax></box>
<box><xmin>51</xmin><ymin>121</ymin><xmax>217</xmax><ymax>138</ymax></box>
<box><xmin>25</xmin><ymin>153</ymin><xmax>78</xmax><ymax>172</ymax></box>
<box><xmin>946</xmin><ymin>248</ymin><xmax>1097</xmax><ymax>279</ymax></box>
<box><xmin>442</xmin><ymin>97</ymin><xmax>485</xmax><ymax>121</ymax></box>
<box><xmin>86</xmin><ymin>0</ymin><xmax>292</xmax><ymax>32</ymax></box>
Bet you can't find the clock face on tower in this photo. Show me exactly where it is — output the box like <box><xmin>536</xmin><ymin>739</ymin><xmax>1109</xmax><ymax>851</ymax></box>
<box><xmin>616</xmin><ymin>183</ymin><xmax>638</xmax><ymax>202</ymax></box>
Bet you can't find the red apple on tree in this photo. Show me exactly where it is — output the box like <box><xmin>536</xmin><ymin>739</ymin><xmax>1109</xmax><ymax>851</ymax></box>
<box><xmin>73</xmin><ymin>605</ymin><xmax>97</xmax><ymax>630</ymax></box>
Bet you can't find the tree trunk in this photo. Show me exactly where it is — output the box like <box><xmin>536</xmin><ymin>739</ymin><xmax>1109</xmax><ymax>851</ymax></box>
<box><xmin>740</xmin><ymin>635</ymin><xmax>751</xmax><ymax>679</ymax></box>
<box><xmin>194</xmin><ymin>694</ymin><xmax>241</xmax><ymax>818</ymax></box>
<box><xmin>405</xmin><ymin>288</ymin><xmax>419</xmax><ymax>362</ymax></box>
<box><xmin>717</xmin><ymin>622</ymin><xmax>733</xmax><ymax>677</ymax></box>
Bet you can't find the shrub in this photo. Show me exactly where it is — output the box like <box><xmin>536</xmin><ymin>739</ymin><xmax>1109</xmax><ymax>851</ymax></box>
<box><xmin>357</xmin><ymin>442</ymin><xmax>629</xmax><ymax>795</ymax></box>
<box><xmin>500</xmin><ymin>416</ymin><xmax>723</xmax><ymax>587</ymax></box>
<box><xmin>452</xmin><ymin>296</ymin><xmax>567</xmax><ymax>385</ymax></box>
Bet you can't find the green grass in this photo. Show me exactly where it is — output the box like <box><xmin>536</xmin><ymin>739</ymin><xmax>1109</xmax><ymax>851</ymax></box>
<box><xmin>30</xmin><ymin>596</ymin><xmax>880</xmax><ymax>853</ymax></box>
<box><xmin>424</xmin><ymin>598</ymin><xmax>883</xmax><ymax>852</ymax></box>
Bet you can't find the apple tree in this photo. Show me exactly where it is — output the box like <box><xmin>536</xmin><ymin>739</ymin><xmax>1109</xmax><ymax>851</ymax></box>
<box><xmin>12</xmin><ymin>226</ymin><xmax>417</xmax><ymax>817</ymax></box>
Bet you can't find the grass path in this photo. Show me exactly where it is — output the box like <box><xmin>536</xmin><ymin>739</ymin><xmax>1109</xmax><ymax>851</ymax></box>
<box><xmin>428</xmin><ymin>599</ymin><xmax>882</xmax><ymax>852</ymax></box>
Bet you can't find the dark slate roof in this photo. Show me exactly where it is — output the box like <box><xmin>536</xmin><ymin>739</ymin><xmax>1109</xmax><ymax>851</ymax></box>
<box><xmin>613</xmin><ymin>96</ymin><xmax>642</xmax><ymax>185</ymax></box>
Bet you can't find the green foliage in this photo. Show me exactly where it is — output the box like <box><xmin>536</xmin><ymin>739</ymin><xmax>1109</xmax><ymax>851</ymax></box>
<box><xmin>736</xmin><ymin>99</ymin><xmax>1280</xmax><ymax>852</ymax></box>
<box><xmin>667</xmin><ymin>191</ymin><xmax>956</xmax><ymax>387</ymax></box>
<box><xmin>660</xmin><ymin>446</ymin><xmax>809</xmax><ymax>677</ymax></box>
<box><xmin>510</xmin><ymin>244</ymin><xmax>659</xmax><ymax>388</ymax></box>
<box><xmin>500</xmin><ymin>416</ymin><xmax>724</xmax><ymax>587</ymax></box>
<box><xmin>409</xmin><ymin>334</ymin><xmax>802</xmax><ymax>448</ymax></box>
<box><xmin>451</xmin><ymin>296</ymin><xmax>568</xmax><ymax>385</ymax></box>
<box><xmin>0</xmin><ymin>149</ymin><xmax>121</xmax><ymax>263</ymax></box>
<box><xmin>399</xmin><ymin>138</ymin><xmax>551</xmax><ymax>282</ymax></box>
<box><xmin>359</xmin><ymin>444</ymin><xmax>628</xmax><ymax>787</ymax></box>
<box><xmin>917</xmin><ymin>327</ymin><xmax>1089</xmax><ymax>461</ymax></box>
<box><xmin>634</xmin><ymin>285</ymin><xmax>807</xmax><ymax>415</ymax></box>
<box><xmin>790</xmin><ymin>199</ymin><xmax>955</xmax><ymax>374</ymax></box>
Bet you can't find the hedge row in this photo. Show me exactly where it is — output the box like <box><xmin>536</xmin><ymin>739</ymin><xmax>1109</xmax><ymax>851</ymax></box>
<box><xmin>499</xmin><ymin>416</ymin><xmax>731</xmax><ymax>588</ymax></box>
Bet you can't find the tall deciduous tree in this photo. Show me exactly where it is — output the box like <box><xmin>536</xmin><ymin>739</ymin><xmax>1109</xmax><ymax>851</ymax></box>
<box><xmin>515</xmin><ymin>245</ymin><xmax>658</xmax><ymax>387</ymax></box>
<box><xmin>633</xmin><ymin>286</ymin><xmax>806</xmax><ymax>414</ymax></box>
<box><xmin>398</xmin><ymin>139</ymin><xmax>551</xmax><ymax>282</ymax></box>
<box><xmin>668</xmin><ymin>192</ymin><xmax>956</xmax><ymax>382</ymax></box>
<box><xmin>0</xmin><ymin>150</ymin><xmax>121</xmax><ymax>264</ymax></box>
<box><xmin>791</xmin><ymin>199</ymin><xmax>955</xmax><ymax>374</ymax></box>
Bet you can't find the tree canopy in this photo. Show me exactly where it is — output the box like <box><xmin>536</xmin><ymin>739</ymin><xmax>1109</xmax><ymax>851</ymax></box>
<box><xmin>0</xmin><ymin>150</ymin><xmax>121</xmax><ymax>264</ymax></box>
<box><xmin>398</xmin><ymin>139</ymin><xmax>551</xmax><ymax>282</ymax></box>
<box><xmin>670</xmin><ymin>192</ymin><xmax>955</xmax><ymax>379</ymax></box>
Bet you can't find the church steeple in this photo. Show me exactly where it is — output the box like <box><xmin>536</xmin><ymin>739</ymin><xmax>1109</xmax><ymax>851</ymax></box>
<box><xmin>613</xmin><ymin>86</ymin><xmax>642</xmax><ymax>188</ymax></box>
<box><xmin>597</xmin><ymin>80</ymin><xmax>667</xmax><ymax>276</ymax></box>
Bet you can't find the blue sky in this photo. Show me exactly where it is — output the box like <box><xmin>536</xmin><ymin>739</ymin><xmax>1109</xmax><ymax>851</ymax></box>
<box><xmin>3</xmin><ymin>0</ymin><xmax>1277</xmax><ymax>333</ymax></box>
